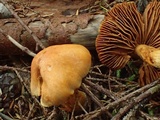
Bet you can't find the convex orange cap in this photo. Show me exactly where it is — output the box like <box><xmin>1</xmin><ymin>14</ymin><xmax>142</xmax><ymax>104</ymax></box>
<box><xmin>30</xmin><ymin>44</ymin><xmax>91</xmax><ymax>108</ymax></box>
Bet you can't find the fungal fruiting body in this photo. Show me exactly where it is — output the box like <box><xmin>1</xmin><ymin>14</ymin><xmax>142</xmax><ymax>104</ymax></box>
<box><xmin>59</xmin><ymin>90</ymin><xmax>87</xmax><ymax>112</ymax></box>
<box><xmin>136</xmin><ymin>44</ymin><xmax>160</xmax><ymax>68</ymax></box>
<box><xmin>96</xmin><ymin>1</ymin><xmax>160</xmax><ymax>86</ymax></box>
<box><xmin>30</xmin><ymin>44</ymin><xmax>91</xmax><ymax>112</ymax></box>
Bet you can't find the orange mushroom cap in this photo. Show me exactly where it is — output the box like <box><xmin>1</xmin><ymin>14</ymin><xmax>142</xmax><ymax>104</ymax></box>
<box><xmin>96</xmin><ymin>1</ymin><xmax>160</xmax><ymax>86</ymax></box>
<box><xmin>30</xmin><ymin>44</ymin><xmax>91</xmax><ymax>108</ymax></box>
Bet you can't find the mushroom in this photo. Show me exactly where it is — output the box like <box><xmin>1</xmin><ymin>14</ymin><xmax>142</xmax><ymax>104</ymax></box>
<box><xmin>136</xmin><ymin>44</ymin><xmax>160</xmax><ymax>68</ymax></box>
<box><xmin>30</xmin><ymin>44</ymin><xmax>91</xmax><ymax>112</ymax></box>
<box><xmin>96</xmin><ymin>1</ymin><xmax>160</xmax><ymax>86</ymax></box>
<box><xmin>59</xmin><ymin>90</ymin><xmax>87</xmax><ymax>112</ymax></box>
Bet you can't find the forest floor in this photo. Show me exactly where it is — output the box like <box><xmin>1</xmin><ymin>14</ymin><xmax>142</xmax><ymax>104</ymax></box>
<box><xmin>0</xmin><ymin>0</ymin><xmax>160</xmax><ymax>120</ymax></box>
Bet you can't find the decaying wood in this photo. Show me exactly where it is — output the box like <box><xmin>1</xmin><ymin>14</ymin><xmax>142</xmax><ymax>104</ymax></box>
<box><xmin>0</xmin><ymin>27</ymin><xmax>36</xmax><ymax>57</ymax></box>
<box><xmin>0</xmin><ymin>0</ymin><xmax>104</xmax><ymax>55</ymax></box>
<box><xmin>1</xmin><ymin>0</ymin><xmax>45</xmax><ymax>50</ymax></box>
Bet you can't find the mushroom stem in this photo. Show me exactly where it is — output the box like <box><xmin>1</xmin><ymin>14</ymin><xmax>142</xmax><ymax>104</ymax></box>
<box><xmin>59</xmin><ymin>90</ymin><xmax>87</xmax><ymax>112</ymax></box>
<box><xmin>135</xmin><ymin>44</ymin><xmax>160</xmax><ymax>68</ymax></box>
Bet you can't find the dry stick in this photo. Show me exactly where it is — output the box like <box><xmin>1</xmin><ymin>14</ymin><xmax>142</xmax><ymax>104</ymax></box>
<box><xmin>70</xmin><ymin>104</ymin><xmax>76</xmax><ymax>120</ymax></box>
<box><xmin>0</xmin><ymin>0</ymin><xmax>45</xmax><ymax>49</ymax></box>
<box><xmin>46</xmin><ymin>108</ymin><xmax>57</xmax><ymax>120</ymax></box>
<box><xmin>18</xmin><ymin>100</ymin><xmax>23</xmax><ymax>119</ymax></box>
<box><xmin>89</xmin><ymin>71</ymin><xmax>107</xmax><ymax>77</ymax></box>
<box><xmin>89</xmin><ymin>71</ymin><xmax>130</xmax><ymax>83</ymax></box>
<box><xmin>140</xmin><ymin>111</ymin><xmax>159</xmax><ymax>120</ymax></box>
<box><xmin>81</xmin><ymin>83</ymin><xmax>103</xmax><ymax>107</ymax></box>
<box><xmin>0</xmin><ymin>65</ymin><xmax>30</xmax><ymax>73</ymax></box>
<box><xmin>122</xmin><ymin>103</ymin><xmax>139</xmax><ymax>120</ymax></box>
<box><xmin>78</xmin><ymin>101</ymin><xmax>88</xmax><ymax>114</ymax></box>
<box><xmin>70</xmin><ymin>96</ymin><xmax>79</xmax><ymax>120</ymax></box>
<box><xmin>81</xmin><ymin>83</ymin><xmax>112</xmax><ymax>119</ymax></box>
<box><xmin>111</xmin><ymin>84</ymin><xmax>160</xmax><ymax>120</ymax></box>
<box><xmin>86</xmin><ymin>76</ymin><xmax>126</xmax><ymax>87</ymax></box>
<box><xmin>0</xmin><ymin>28</ymin><xmax>36</xmax><ymax>57</ymax></box>
<box><xmin>27</xmin><ymin>103</ymin><xmax>35</xmax><ymax>120</ymax></box>
<box><xmin>13</xmin><ymin>69</ymin><xmax>46</xmax><ymax>114</ymax></box>
<box><xmin>82</xmin><ymin>111</ymin><xmax>103</xmax><ymax>120</ymax></box>
<box><xmin>80</xmin><ymin>79</ymin><xmax>160</xmax><ymax>119</ymax></box>
<box><xmin>0</xmin><ymin>112</ymin><xmax>13</xmax><ymax>120</ymax></box>
<box><xmin>14</xmin><ymin>69</ymin><xmax>31</xmax><ymax>98</ymax></box>
<box><xmin>84</xmin><ymin>78</ymin><xmax>118</xmax><ymax>100</ymax></box>
<box><xmin>105</xmin><ymin>79</ymin><xmax>160</xmax><ymax>109</ymax></box>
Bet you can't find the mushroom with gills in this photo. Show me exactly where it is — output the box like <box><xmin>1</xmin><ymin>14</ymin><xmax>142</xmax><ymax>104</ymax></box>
<box><xmin>30</xmin><ymin>44</ymin><xmax>91</xmax><ymax>112</ymax></box>
<box><xmin>96</xmin><ymin>1</ymin><xmax>160</xmax><ymax>86</ymax></box>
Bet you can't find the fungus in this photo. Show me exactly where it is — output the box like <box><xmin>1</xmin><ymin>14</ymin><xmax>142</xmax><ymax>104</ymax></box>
<box><xmin>136</xmin><ymin>44</ymin><xmax>160</xmax><ymax>68</ymax></box>
<box><xmin>30</xmin><ymin>44</ymin><xmax>91</xmax><ymax>112</ymax></box>
<box><xmin>96</xmin><ymin>1</ymin><xmax>160</xmax><ymax>86</ymax></box>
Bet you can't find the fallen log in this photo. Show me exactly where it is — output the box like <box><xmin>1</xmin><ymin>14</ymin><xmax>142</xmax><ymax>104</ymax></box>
<box><xmin>0</xmin><ymin>0</ymin><xmax>104</xmax><ymax>55</ymax></box>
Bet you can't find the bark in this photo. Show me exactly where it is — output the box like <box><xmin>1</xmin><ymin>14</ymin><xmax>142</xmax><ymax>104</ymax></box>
<box><xmin>0</xmin><ymin>0</ymin><xmax>104</xmax><ymax>55</ymax></box>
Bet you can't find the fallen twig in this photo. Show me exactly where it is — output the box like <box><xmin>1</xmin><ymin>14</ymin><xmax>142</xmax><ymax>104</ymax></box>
<box><xmin>84</xmin><ymin>78</ymin><xmax>118</xmax><ymax>100</ymax></box>
<box><xmin>79</xmin><ymin>79</ymin><xmax>160</xmax><ymax>119</ymax></box>
<box><xmin>46</xmin><ymin>108</ymin><xmax>57</xmax><ymax>120</ymax></box>
<box><xmin>112</xmin><ymin>84</ymin><xmax>160</xmax><ymax>119</ymax></box>
<box><xmin>81</xmin><ymin>83</ymin><xmax>112</xmax><ymax>119</ymax></box>
<box><xmin>13</xmin><ymin>68</ymin><xmax>47</xmax><ymax>115</ymax></box>
<box><xmin>0</xmin><ymin>28</ymin><xmax>36</xmax><ymax>57</ymax></box>
<box><xmin>27</xmin><ymin>103</ymin><xmax>35</xmax><ymax>120</ymax></box>
<box><xmin>0</xmin><ymin>112</ymin><xmax>13</xmax><ymax>120</ymax></box>
<box><xmin>0</xmin><ymin>65</ymin><xmax>30</xmax><ymax>73</ymax></box>
<box><xmin>0</xmin><ymin>0</ymin><xmax>45</xmax><ymax>49</ymax></box>
<box><xmin>140</xmin><ymin>111</ymin><xmax>159</xmax><ymax>120</ymax></box>
<box><xmin>81</xmin><ymin>83</ymin><xmax>103</xmax><ymax>107</ymax></box>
